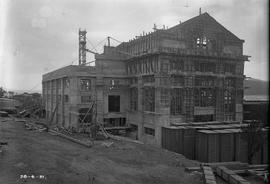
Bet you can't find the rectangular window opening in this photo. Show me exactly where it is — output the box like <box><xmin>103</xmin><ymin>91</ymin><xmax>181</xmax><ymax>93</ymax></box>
<box><xmin>80</xmin><ymin>79</ymin><xmax>91</xmax><ymax>91</ymax></box>
<box><xmin>108</xmin><ymin>95</ymin><xmax>120</xmax><ymax>112</ymax></box>
<box><xmin>81</xmin><ymin>96</ymin><xmax>91</xmax><ymax>103</ymax></box>
<box><xmin>144</xmin><ymin>127</ymin><xmax>155</xmax><ymax>136</ymax></box>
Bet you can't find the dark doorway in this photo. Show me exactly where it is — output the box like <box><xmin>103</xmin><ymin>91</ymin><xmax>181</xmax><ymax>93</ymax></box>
<box><xmin>194</xmin><ymin>114</ymin><xmax>214</xmax><ymax>122</ymax></box>
<box><xmin>127</xmin><ymin>124</ymin><xmax>138</xmax><ymax>140</ymax></box>
<box><xmin>108</xmin><ymin>95</ymin><xmax>120</xmax><ymax>112</ymax></box>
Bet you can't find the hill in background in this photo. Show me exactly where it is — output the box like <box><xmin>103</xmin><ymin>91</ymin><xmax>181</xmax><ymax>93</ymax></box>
<box><xmin>244</xmin><ymin>78</ymin><xmax>268</xmax><ymax>96</ymax></box>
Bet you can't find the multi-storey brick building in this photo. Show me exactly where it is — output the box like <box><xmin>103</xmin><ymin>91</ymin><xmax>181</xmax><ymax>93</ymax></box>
<box><xmin>42</xmin><ymin>13</ymin><xmax>249</xmax><ymax>146</ymax></box>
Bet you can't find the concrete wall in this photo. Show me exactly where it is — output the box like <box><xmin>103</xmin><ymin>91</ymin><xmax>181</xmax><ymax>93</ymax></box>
<box><xmin>96</xmin><ymin>59</ymin><xmax>126</xmax><ymax>76</ymax></box>
<box><xmin>43</xmin><ymin>73</ymin><xmax>98</xmax><ymax>130</ymax></box>
<box><xmin>194</xmin><ymin>106</ymin><xmax>215</xmax><ymax>115</ymax></box>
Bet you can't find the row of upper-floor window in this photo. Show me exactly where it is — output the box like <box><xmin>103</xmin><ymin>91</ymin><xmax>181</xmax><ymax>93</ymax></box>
<box><xmin>130</xmin><ymin>87</ymin><xmax>239</xmax><ymax>114</ymax></box>
<box><xmin>44</xmin><ymin>94</ymin><xmax>93</xmax><ymax>104</ymax></box>
<box><xmin>129</xmin><ymin>76</ymin><xmax>240</xmax><ymax>88</ymax></box>
<box><xmin>43</xmin><ymin>78</ymin><xmax>70</xmax><ymax>90</ymax></box>
<box><xmin>127</xmin><ymin>59</ymin><xmax>243</xmax><ymax>75</ymax></box>
<box><xmin>127</xmin><ymin>56</ymin><xmax>159</xmax><ymax>75</ymax></box>
<box><xmin>166</xmin><ymin>61</ymin><xmax>240</xmax><ymax>74</ymax></box>
<box><xmin>43</xmin><ymin>78</ymin><xmax>131</xmax><ymax>92</ymax></box>
<box><xmin>44</xmin><ymin>76</ymin><xmax>239</xmax><ymax>89</ymax></box>
<box><xmin>43</xmin><ymin>78</ymin><xmax>92</xmax><ymax>91</ymax></box>
<box><xmin>44</xmin><ymin>94</ymin><xmax>69</xmax><ymax>103</ymax></box>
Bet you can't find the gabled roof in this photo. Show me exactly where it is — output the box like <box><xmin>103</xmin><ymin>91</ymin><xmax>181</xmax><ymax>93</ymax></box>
<box><xmin>168</xmin><ymin>12</ymin><xmax>243</xmax><ymax>42</ymax></box>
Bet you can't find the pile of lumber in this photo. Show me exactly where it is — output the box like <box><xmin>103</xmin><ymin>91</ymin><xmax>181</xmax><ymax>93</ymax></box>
<box><xmin>203</xmin><ymin>162</ymin><xmax>249</xmax><ymax>172</ymax></box>
<box><xmin>247</xmin><ymin>165</ymin><xmax>269</xmax><ymax>182</ymax></box>
<box><xmin>24</xmin><ymin>121</ymin><xmax>47</xmax><ymax>132</ymax></box>
<box><xmin>49</xmin><ymin>129</ymin><xmax>92</xmax><ymax>148</ymax></box>
<box><xmin>216</xmin><ymin>166</ymin><xmax>249</xmax><ymax>184</ymax></box>
<box><xmin>201</xmin><ymin>166</ymin><xmax>217</xmax><ymax>184</ymax></box>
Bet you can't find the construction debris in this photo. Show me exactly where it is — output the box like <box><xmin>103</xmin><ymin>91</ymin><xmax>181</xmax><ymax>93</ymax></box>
<box><xmin>185</xmin><ymin>166</ymin><xmax>201</xmax><ymax>172</ymax></box>
<box><xmin>248</xmin><ymin>164</ymin><xmax>268</xmax><ymax>170</ymax></box>
<box><xmin>246</xmin><ymin>165</ymin><xmax>269</xmax><ymax>183</ymax></box>
<box><xmin>0</xmin><ymin>142</ymin><xmax>8</xmax><ymax>145</ymax></box>
<box><xmin>201</xmin><ymin>166</ymin><xmax>217</xmax><ymax>184</ymax></box>
<box><xmin>49</xmin><ymin>129</ymin><xmax>92</xmax><ymax>148</ymax></box>
<box><xmin>15</xmin><ymin>119</ymin><xmax>26</xmax><ymax>122</ymax></box>
<box><xmin>24</xmin><ymin>121</ymin><xmax>47</xmax><ymax>132</ymax></box>
<box><xmin>216</xmin><ymin>166</ymin><xmax>250</xmax><ymax>184</ymax></box>
<box><xmin>108</xmin><ymin>133</ymin><xmax>144</xmax><ymax>144</ymax></box>
<box><xmin>99</xmin><ymin>124</ymin><xmax>109</xmax><ymax>138</ymax></box>
<box><xmin>0</xmin><ymin>142</ymin><xmax>8</xmax><ymax>155</ymax></box>
<box><xmin>202</xmin><ymin>161</ymin><xmax>249</xmax><ymax>172</ymax></box>
<box><xmin>0</xmin><ymin>117</ymin><xmax>12</xmax><ymax>122</ymax></box>
<box><xmin>201</xmin><ymin>162</ymin><xmax>269</xmax><ymax>184</ymax></box>
<box><xmin>0</xmin><ymin>111</ymin><xmax>8</xmax><ymax>117</ymax></box>
<box><xmin>101</xmin><ymin>142</ymin><xmax>114</xmax><ymax>148</ymax></box>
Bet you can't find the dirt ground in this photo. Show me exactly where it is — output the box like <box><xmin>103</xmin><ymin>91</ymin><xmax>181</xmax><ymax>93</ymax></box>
<box><xmin>0</xmin><ymin>117</ymin><xmax>202</xmax><ymax>184</ymax></box>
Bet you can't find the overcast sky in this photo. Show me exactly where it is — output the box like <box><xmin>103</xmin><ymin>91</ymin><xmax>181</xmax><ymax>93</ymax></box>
<box><xmin>0</xmin><ymin>0</ymin><xmax>268</xmax><ymax>92</ymax></box>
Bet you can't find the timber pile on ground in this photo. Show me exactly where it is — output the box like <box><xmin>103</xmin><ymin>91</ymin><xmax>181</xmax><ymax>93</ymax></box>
<box><xmin>186</xmin><ymin>162</ymin><xmax>268</xmax><ymax>184</ymax></box>
<box><xmin>49</xmin><ymin>129</ymin><xmax>93</xmax><ymax>147</ymax></box>
<box><xmin>23</xmin><ymin>118</ymin><xmax>48</xmax><ymax>132</ymax></box>
<box><xmin>201</xmin><ymin>165</ymin><xmax>217</xmax><ymax>184</ymax></box>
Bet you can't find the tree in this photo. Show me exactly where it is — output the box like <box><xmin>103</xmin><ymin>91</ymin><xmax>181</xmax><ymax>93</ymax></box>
<box><xmin>241</xmin><ymin>120</ymin><xmax>267</xmax><ymax>164</ymax></box>
<box><xmin>0</xmin><ymin>87</ymin><xmax>6</xmax><ymax>98</ymax></box>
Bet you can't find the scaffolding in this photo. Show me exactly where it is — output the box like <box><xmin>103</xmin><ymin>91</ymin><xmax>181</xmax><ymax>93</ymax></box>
<box><xmin>79</xmin><ymin>29</ymin><xmax>87</xmax><ymax>65</ymax></box>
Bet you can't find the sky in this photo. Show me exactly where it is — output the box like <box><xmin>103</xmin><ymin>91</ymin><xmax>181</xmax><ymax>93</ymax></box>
<box><xmin>0</xmin><ymin>0</ymin><xmax>268</xmax><ymax>92</ymax></box>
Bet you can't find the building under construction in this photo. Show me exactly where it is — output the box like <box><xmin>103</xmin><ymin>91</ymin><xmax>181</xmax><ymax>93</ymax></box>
<box><xmin>42</xmin><ymin>12</ymin><xmax>249</xmax><ymax>147</ymax></box>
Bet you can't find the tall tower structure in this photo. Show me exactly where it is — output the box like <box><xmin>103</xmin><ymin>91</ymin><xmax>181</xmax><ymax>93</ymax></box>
<box><xmin>79</xmin><ymin>29</ymin><xmax>87</xmax><ymax>65</ymax></box>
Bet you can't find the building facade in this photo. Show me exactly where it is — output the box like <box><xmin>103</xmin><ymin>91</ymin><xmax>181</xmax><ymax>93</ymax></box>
<box><xmin>42</xmin><ymin>13</ymin><xmax>249</xmax><ymax>146</ymax></box>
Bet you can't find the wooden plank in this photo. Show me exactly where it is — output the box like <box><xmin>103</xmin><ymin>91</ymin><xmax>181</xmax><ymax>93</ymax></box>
<box><xmin>204</xmin><ymin>162</ymin><xmax>249</xmax><ymax>172</ymax></box>
<box><xmin>185</xmin><ymin>167</ymin><xmax>201</xmax><ymax>172</ymax></box>
<box><xmin>201</xmin><ymin>165</ymin><xmax>217</xmax><ymax>184</ymax></box>
<box><xmin>107</xmin><ymin>133</ymin><xmax>144</xmax><ymax>144</ymax></box>
<box><xmin>248</xmin><ymin>164</ymin><xmax>268</xmax><ymax>169</ymax></box>
<box><xmin>104</xmin><ymin>126</ymin><xmax>131</xmax><ymax>131</ymax></box>
<box><xmin>49</xmin><ymin>130</ymin><xmax>92</xmax><ymax>147</ymax></box>
<box><xmin>217</xmin><ymin>165</ymin><xmax>250</xmax><ymax>184</ymax></box>
<box><xmin>233</xmin><ymin>169</ymin><xmax>247</xmax><ymax>174</ymax></box>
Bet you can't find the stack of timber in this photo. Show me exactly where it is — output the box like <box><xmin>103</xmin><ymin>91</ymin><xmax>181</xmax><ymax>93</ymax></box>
<box><xmin>216</xmin><ymin>166</ymin><xmax>250</xmax><ymax>184</ymax></box>
<box><xmin>49</xmin><ymin>129</ymin><xmax>92</xmax><ymax>147</ymax></box>
<box><xmin>203</xmin><ymin>162</ymin><xmax>249</xmax><ymax>173</ymax></box>
<box><xmin>201</xmin><ymin>165</ymin><xmax>217</xmax><ymax>184</ymax></box>
<box><xmin>161</xmin><ymin>122</ymin><xmax>268</xmax><ymax>164</ymax></box>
